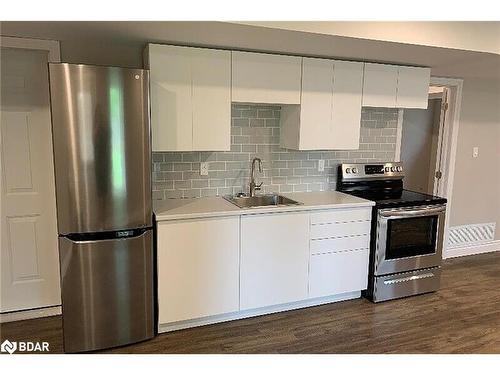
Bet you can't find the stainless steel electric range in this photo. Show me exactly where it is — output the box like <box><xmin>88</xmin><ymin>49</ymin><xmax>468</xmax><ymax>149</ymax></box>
<box><xmin>337</xmin><ymin>162</ymin><xmax>447</xmax><ymax>302</ymax></box>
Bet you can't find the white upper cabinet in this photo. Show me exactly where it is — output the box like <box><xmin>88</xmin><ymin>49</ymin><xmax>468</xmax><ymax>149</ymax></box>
<box><xmin>281</xmin><ymin>58</ymin><xmax>364</xmax><ymax>150</ymax></box>
<box><xmin>147</xmin><ymin>44</ymin><xmax>431</xmax><ymax>151</ymax></box>
<box><xmin>232</xmin><ymin>51</ymin><xmax>302</xmax><ymax>104</ymax></box>
<box><xmin>362</xmin><ymin>63</ymin><xmax>399</xmax><ymax>108</ymax></box>
<box><xmin>397</xmin><ymin>66</ymin><xmax>431</xmax><ymax>108</ymax></box>
<box><xmin>147</xmin><ymin>44</ymin><xmax>192</xmax><ymax>151</ymax></box>
<box><xmin>362</xmin><ymin>62</ymin><xmax>431</xmax><ymax>109</ymax></box>
<box><xmin>191</xmin><ymin>48</ymin><xmax>231</xmax><ymax>151</ymax></box>
<box><xmin>331</xmin><ymin>60</ymin><xmax>364</xmax><ymax>149</ymax></box>
<box><xmin>298</xmin><ymin>57</ymin><xmax>334</xmax><ymax>149</ymax></box>
<box><xmin>146</xmin><ymin>44</ymin><xmax>231</xmax><ymax>151</ymax></box>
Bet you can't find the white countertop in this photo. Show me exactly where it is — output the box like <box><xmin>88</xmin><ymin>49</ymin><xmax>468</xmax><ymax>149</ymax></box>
<box><xmin>154</xmin><ymin>191</ymin><xmax>374</xmax><ymax>221</ymax></box>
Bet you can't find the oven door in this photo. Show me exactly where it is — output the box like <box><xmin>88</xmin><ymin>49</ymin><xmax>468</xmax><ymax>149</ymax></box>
<box><xmin>374</xmin><ymin>204</ymin><xmax>446</xmax><ymax>276</ymax></box>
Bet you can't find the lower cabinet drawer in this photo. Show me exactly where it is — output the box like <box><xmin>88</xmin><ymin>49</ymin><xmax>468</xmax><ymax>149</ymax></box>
<box><xmin>310</xmin><ymin>208</ymin><xmax>371</xmax><ymax>225</ymax></box>
<box><xmin>310</xmin><ymin>221</ymin><xmax>371</xmax><ymax>240</ymax></box>
<box><xmin>309</xmin><ymin>249</ymin><xmax>369</xmax><ymax>298</ymax></box>
<box><xmin>310</xmin><ymin>235</ymin><xmax>370</xmax><ymax>255</ymax></box>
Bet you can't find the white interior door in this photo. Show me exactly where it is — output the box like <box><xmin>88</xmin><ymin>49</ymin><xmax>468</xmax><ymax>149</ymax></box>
<box><xmin>1</xmin><ymin>47</ymin><xmax>60</xmax><ymax>313</ymax></box>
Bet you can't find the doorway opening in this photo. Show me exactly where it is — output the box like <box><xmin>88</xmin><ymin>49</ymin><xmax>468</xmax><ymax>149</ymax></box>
<box><xmin>396</xmin><ymin>77</ymin><xmax>463</xmax><ymax>259</ymax></box>
<box><xmin>399</xmin><ymin>86</ymin><xmax>447</xmax><ymax>195</ymax></box>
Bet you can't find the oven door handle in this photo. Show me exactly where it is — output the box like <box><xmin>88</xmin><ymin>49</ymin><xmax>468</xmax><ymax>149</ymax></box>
<box><xmin>379</xmin><ymin>206</ymin><xmax>446</xmax><ymax>219</ymax></box>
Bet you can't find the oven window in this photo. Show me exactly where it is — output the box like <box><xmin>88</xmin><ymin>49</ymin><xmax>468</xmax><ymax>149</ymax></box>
<box><xmin>386</xmin><ymin>216</ymin><xmax>438</xmax><ymax>259</ymax></box>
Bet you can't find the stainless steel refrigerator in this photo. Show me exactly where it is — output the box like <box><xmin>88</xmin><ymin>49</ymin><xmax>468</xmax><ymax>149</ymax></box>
<box><xmin>49</xmin><ymin>63</ymin><xmax>154</xmax><ymax>353</ymax></box>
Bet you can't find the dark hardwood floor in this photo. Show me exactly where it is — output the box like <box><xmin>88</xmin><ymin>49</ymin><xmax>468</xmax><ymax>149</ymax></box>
<box><xmin>2</xmin><ymin>252</ymin><xmax>500</xmax><ymax>354</ymax></box>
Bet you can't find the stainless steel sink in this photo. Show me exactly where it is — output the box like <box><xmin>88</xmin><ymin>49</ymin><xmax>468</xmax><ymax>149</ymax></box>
<box><xmin>223</xmin><ymin>194</ymin><xmax>302</xmax><ymax>209</ymax></box>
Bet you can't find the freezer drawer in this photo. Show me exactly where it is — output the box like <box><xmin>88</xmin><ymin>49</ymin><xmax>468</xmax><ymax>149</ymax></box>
<box><xmin>59</xmin><ymin>229</ymin><xmax>154</xmax><ymax>353</ymax></box>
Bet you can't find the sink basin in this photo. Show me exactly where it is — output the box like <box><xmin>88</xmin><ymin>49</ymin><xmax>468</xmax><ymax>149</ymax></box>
<box><xmin>223</xmin><ymin>194</ymin><xmax>302</xmax><ymax>209</ymax></box>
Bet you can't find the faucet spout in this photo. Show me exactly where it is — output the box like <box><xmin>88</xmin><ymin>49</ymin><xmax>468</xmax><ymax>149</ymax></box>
<box><xmin>250</xmin><ymin>157</ymin><xmax>263</xmax><ymax>197</ymax></box>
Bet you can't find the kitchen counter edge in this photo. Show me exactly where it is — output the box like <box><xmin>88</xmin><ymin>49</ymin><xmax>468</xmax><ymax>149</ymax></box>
<box><xmin>154</xmin><ymin>191</ymin><xmax>374</xmax><ymax>222</ymax></box>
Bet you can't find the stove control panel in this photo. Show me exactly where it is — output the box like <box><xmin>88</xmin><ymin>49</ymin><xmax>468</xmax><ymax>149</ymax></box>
<box><xmin>340</xmin><ymin>162</ymin><xmax>404</xmax><ymax>180</ymax></box>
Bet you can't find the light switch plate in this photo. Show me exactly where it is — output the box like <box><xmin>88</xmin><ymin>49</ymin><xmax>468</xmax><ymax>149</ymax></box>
<box><xmin>200</xmin><ymin>162</ymin><xmax>209</xmax><ymax>176</ymax></box>
<box><xmin>473</xmin><ymin>147</ymin><xmax>479</xmax><ymax>158</ymax></box>
<box><xmin>318</xmin><ymin>159</ymin><xmax>325</xmax><ymax>172</ymax></box>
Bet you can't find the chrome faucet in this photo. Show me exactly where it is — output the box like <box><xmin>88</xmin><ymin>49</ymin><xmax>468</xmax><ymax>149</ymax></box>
<box><xmin>249</xmin><ymin>157</ymin><xmax>263</xmax><ymax>197</ymax></box>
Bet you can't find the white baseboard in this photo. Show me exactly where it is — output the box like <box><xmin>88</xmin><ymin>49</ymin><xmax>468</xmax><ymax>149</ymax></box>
<box><xmin>444</xmin><ymin>240</ymin><xmax>500</xmax><ymax>259</ymax></box>
<box><xmin>159</xmin><ymin>291</ymin><xmax>361</xmax><ymax>333</ymax></box>
<box><xmin>0</xmin><ymin>305</ymin><xmax>61</xmax><ymax>323</ymax></box>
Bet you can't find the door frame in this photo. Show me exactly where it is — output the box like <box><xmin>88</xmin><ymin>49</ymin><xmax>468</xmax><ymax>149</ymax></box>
<box><xmin>0</xmin><ymin>35</ymin><xmax>62</xmax><ymax>322</ymax></box>
<box><xmin>395</xmin><ymin>76</ymin><xmax>464</xmax><ymax>259</ymax></box>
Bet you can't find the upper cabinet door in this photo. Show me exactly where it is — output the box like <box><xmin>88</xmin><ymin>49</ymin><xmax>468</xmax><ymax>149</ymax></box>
<box><xmin>362</xmin><ymin>63</ymin><xmax>398</xmax><ymax>108</ymax></box>
<box><xmin>147</xmin><ymin>44</ymin><xmax>232</xmax><ymax>151</ymax></box>
<box><xmin>192</xmin><ymin>49</ymin><xmax>231</xmax><ymax>151</ymax></box>
<box><xmin>232</xmin><ymin>51</ymin><xmax>302</xmax><ymax>104</ymax></box>
<box><xmin>281</xmin><ymin>58</ymin><xmax>364</xmax><ymax>150</ymax></box>
<box><xmin>148</xmin><ymin>44</ymin><xmax>193</xmax><ymax>151</ymax></box>
<box><xmin>396</xmin><ymin>66</ymin><xmax>431</xmax><ymax>109</ymax></box>
<box><xmin>299</xmin><ymin>57</ymin><xmax>334</xmax><ymax>149</ymax></box>
<box><xmin>331</xmin><ymin>61</ymin><xmax>364</xmax><ymax>149</ymax></box>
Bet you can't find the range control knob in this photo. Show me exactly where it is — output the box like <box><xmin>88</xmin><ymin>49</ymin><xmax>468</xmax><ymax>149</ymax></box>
<box><xmin>396</xmin><ymin>166</ymin><xmax>403</xmax><ymax>172</ymax></box>
<box><xmin>385</xmin><ymin>167</ymin><xmax>390</xmax><ymax>172</ymax></box>
<box><xmin>390</xmin><ymin>167</ymin><xmax>395</xmax><ymax>172</ymax></box>
<box><xmin>352</xmin><ymin>168</ymin><xmax>358</xmax><ymax>174</ymax></box>
<box><xmin>345</xmin><ymin>168</ymin><xmax>351</xmax><ymax>174</ymax></box>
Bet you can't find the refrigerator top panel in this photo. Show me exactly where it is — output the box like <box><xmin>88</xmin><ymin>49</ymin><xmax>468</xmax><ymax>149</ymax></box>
<box><xmin>49</xmin><ymin>63</ymin><xmax>152</xmax><ymax>234</ymax></box>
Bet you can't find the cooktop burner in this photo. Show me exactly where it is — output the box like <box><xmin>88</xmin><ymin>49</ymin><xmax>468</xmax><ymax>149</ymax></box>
<box><xmin>347</xmin><ymin>189</ymin><xmax>447</xmax><ymax>209</ymax></box>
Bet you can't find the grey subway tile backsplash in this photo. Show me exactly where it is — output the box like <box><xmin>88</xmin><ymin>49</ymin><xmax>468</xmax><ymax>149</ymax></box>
<box><xmin>152</xmin><ymin>104</ymin><xmax>398</xmax><ymax>199</ymax></box>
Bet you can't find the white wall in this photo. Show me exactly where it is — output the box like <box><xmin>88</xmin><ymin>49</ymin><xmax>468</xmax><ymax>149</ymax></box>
<box><xmin>449</xmin><ymin>77</ymin><xmax>500</xmax><ymax>240</ymax></box>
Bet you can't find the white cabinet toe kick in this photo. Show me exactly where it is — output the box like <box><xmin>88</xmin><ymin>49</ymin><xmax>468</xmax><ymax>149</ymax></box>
<box><xmin>158</xmin><ymin>292</ymin><xmax>361</xmax><ymax>333</ymax></box>
<box><xmin>156</xmin><ymin>206</ymin><xmax>372</xmax><ymax>332</ymax></box>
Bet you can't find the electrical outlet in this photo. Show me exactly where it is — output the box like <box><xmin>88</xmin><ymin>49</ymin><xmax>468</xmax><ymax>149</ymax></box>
<box><xmin>200</xmin><ymin>162</ymin><xmax>209</xmax><ymax>176</ymax></box>
<box><xmin>472</xmin><ymin>147</ymin><xmax>479</xmax><ymax>158</ymax></box>
<box><xmin>318</xmin><ymin>159</ymin><xmax>325</xmax><ymax>172</ymax></box>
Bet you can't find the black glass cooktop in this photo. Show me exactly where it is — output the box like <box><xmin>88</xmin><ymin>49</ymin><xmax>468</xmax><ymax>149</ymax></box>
<box><xmin>346</xmin><ymin>189</ymin><xmax>447</xmax><ymax>209</ymax></box>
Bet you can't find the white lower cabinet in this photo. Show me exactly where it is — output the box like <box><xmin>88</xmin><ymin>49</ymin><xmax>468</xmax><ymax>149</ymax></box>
<box><xmin>240</xmin><ymin>212</ymin><xmax>310</xmax><ymax>310</ymax></box>
<box><xmin>308</xmin><ymin>208</ymin><xmax>371</xmax><ymax>299</ymax></box>
<box><xmin>309</xmin><ymin>249</ymin><xmax>369</xmax><ymax>298</ymax></box>
<box><xmin>157</xmin><ymin>217</ymin><xmax>240</xmax><ymax>324</ymax></box>
<box><xmin>156</xmin><ymin>206</ymin><xmax>372</xmax><ymax>330</ymax></box>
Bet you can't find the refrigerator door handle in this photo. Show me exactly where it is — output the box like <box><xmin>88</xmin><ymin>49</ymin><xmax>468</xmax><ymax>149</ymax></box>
<box><xmin>64</xmin><ymin>227</ymin><xmax>152</xmax><ymax>242</ymax></box>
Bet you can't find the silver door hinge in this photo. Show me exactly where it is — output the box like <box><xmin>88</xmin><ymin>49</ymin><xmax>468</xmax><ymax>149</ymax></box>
<box><xmin>435</xmin><ymin>171</ymin><xmax>442</xmax><ymax>179</ymax></box>
<box><xmin>442</xmin><ymin>102</ymin><xmax>449</xmax><ymax>112</ymax></box>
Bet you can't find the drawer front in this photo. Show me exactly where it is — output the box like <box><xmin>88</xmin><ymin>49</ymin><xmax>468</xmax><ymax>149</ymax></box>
<box><xmin>310</xmin><ymin>235</ymin><xmax>369</xmax><ymax>255</ymax></box>
<box><xmin>310</xmin><ymin>208</ymin><xmax>371</xmax><ymax>225</ymax></box>
<box><xmin>373</xmin><ymin>267</ymin><xmax>441</xmax><ymax>302</ymax></box>
<box><xmin>310</xmin><ymin>221</ymin><xmax>371</xmax><ymax>240</ymax></box>
<box><xmin>309</xmin><ymin>249</ymin><xmax>369</xmax><ymax>298</ymax></box>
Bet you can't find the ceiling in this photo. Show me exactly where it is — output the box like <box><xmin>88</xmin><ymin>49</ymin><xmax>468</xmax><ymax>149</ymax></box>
<box><xmin>234</xmin><ymin>22</ymin><xmax>500</xmax><ymax>55</ymax></box>
<box><xmin>1</xmin><ymin>21</ymin><xmax>499</xmax><ymax>80</ymax></box>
